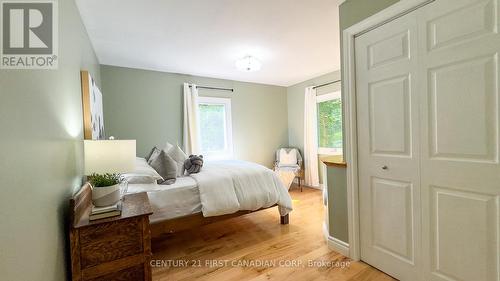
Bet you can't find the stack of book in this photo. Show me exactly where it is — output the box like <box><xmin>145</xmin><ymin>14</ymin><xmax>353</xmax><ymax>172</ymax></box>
<box><xmin>89</xmin><ymin>202</ymin><xmax>122</xmax><ymax>221</ymax></box>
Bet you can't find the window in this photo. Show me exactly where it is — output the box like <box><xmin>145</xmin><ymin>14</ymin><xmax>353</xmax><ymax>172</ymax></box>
<box><xmin>317</xmin><ymin>91</ymin><xmax>342</xmax><ymax>155</ymax></box>
<box><xmin>197</xmin><ymin>97</ymin><xmax>233</xmax><ymax>159</ymax></box>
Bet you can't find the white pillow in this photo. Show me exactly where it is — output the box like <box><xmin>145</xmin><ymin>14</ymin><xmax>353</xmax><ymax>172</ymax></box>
<box><xmin>280</xmin><ymin>149</ymin><xmax>298</xmax><ymax>166</ymax></box>
<box><xmin>133</xmin><ymin>157</ymin><xmax>164</xmax><ymax>181</ymax></box>
<box><xmin>120</xmin><ymin>173</ymin><xmax>157</xmax><ymax>184</ymax></box>
<box><xmin>164</xmin><ymin>141</ymin><xmax>174</xmax><ymax>152</ymax></box>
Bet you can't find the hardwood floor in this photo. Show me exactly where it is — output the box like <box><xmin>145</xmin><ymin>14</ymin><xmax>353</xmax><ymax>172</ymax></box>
<box><xmin>151</xmin><ymin>186</ymin><xmax>396</xmax><ymax>281</ymax></box>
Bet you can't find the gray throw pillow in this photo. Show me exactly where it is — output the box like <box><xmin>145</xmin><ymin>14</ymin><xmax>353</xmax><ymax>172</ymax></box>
<box><xmin>147</xmin><ymin>147</ymin><xmax>162</xmax><ymax>164</ymax></box>
<box><xmin>149</xmin><ymin>150</ymin><xmax>177</xmax><ymax>184</ymax></box>
<box><xmin>145</xmin><ymin>147</ymin><xmax>156</xmax><ymax>162</ymax></box>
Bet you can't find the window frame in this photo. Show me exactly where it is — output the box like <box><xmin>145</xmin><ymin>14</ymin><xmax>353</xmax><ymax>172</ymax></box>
<box><xmin>316</xmin><ymin>91</ymin><xmax>343</xmax><ymax>156</ymax></box>
<box><xmin>197</xmin><ymin>96</ymin><xmax>234</xmax><ymax>159</ymax></box>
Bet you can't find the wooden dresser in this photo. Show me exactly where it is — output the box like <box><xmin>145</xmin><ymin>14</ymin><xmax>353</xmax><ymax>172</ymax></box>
<box><xmin>69</xmin><ymin>183</ymin><xmax>153</xmax><ymax>281</ymax></box>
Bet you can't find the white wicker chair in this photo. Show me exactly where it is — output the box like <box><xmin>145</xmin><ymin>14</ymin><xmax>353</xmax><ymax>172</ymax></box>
<box><xmin>274</xmin><ymin>148</ymin><xmax>304</xmax><ymax>191</ymax></box>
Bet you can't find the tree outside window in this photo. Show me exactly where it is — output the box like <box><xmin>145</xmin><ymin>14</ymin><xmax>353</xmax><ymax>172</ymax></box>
<box><xmin>317</xmin><ymin>91</ymin><xmax>342</xmax><ymax>155</ymax></box>
<box><xmin>197</xmin><ymin>97</ymin><xmax>233</xmax><ymax>159</ymax></box>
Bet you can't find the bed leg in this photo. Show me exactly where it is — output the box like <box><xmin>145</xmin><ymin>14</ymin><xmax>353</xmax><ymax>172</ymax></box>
<box><xmin>280</xmin><ymin>214</ymin><xmax>289</xmax><ymax>225</ymax></box>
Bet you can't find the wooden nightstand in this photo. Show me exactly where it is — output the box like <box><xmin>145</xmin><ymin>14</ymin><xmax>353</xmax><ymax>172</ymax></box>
<box><xmin>69</xmin><ymin>183</ymin><xmax>153</xmax><ymax>281</ymax></box>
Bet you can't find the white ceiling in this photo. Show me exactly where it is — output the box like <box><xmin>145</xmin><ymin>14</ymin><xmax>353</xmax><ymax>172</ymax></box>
<box><xmin>76</xmin><ymin>0</ymin><xmax>341</xmax><ymax>87</ymax></box>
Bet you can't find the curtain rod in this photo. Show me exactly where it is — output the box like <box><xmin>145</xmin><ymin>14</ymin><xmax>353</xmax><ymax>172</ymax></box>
<box><xmin>313</xmin><ymin>79</ymin><xmax>341</xmax><ymax>89</ymax></box>
<box><xmin>189</xmin><ymin>85</ymin><xmax>234</xmax><ymax>92</ymax></box>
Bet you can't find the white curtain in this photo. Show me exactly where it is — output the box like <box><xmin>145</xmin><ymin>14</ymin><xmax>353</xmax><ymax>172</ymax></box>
<box><xmin>303</xmin><ymin>86</ymin><xmax>319</xmax><ymax>187</ymax></box>
<box><xmin>183</xmin><ymin>83</ymin><xmax>200</xmax><ymax>155</ymax></box>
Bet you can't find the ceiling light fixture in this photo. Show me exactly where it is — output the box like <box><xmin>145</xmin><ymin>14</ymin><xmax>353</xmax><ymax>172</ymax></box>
<box><xmin>235</xmin><ymin>55</ymin><xmax>262</xmax><ymax>72</ymax></box>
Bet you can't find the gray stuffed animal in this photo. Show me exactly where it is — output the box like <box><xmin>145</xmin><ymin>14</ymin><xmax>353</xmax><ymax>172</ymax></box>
<box><xmin>183</xmin><ymin>155</ymin><xmax>204</xmax><ymax>174</ymax></box>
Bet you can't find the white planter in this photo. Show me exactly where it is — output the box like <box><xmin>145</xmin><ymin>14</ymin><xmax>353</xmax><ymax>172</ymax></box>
<box><xmin>92</xmin><ymin>184</ymin><xmax>121</xmax><ymax>207</ymax></box>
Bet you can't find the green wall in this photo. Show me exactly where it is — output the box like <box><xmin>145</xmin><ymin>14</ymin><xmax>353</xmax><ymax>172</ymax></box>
<box><xmin>327</xmin><ymin>166</ymin><xmax>348</xmax><ymax>243</ymax></box>
<box><xmin>100</xmin><ymin>65</ymin><xmax>289</xmax><ymax>167</ymax></box>
<box><xmin>0</xmin><ymin>0</ymin><xmax>101</xmax><ymax>280</ymax></box>
<box><xmin>340</xmin><ymin>0</ymin><xmax>400</xmax><ymax>30</ymax></box>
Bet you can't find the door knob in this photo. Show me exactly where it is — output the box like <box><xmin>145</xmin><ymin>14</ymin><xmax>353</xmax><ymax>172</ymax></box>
<box><xmin>382</xmin><ymin>165</ymin><xmax>388</xmax><ymax>170</ymax></box>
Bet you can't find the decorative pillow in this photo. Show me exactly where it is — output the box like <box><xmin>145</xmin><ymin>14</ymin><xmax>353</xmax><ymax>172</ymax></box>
<box><xmin>149</xmin><ymin>150</ymin><xmax>177</xmax><ymax>185</ymax></box>
<box><xmin>164</xmin><ymin>141</ymin><xmax>174</xmax><ymax>153</ymax></box>
<box><xmin>280</xmin><ymin>148</ymin><xmax>298</xmax><ymax>166</ymax></box>
<box><xmin>134</xmin><ymin>157</ymin><xmax>164</xmax><ymax>181</ymax></box>
<box><xmin>167</xmin><ymin>145</ymin><xmax>188</xmax><ymax>177</ymax></box>
<box><xmin>147</xmin><ymin>147</ymin><xmax>162</xmax><ymax>165</ymax></box>
<box><xmin>184</xmin><ymin>155</ymin><xmax>204</xmax><ymax>174</ymax></box>
<box><xmin>145</xmin><ymin>147</ymin><xmax>156</xmax><ymax>162</ymax></box>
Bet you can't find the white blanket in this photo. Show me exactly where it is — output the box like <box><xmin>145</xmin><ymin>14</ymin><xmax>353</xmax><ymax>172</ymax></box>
<box><xmin>189</xmin><ymin>160</ymin><xmax>293</xmax><ymax>217</ymax></box>
<box><xmin>275</xmin><ymin>165</ymin><xmax>300</xmax><ymax>190</ymax></box>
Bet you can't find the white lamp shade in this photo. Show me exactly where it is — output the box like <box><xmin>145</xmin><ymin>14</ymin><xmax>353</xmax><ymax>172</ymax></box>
<box><xmin>84</xmin><ymin>140</ymin><xmax>136</xmax><ymax>175</ymax></box>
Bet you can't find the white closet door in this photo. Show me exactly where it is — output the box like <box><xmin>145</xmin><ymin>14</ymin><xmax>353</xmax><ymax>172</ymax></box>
<box><xmin>355</xmin><ymin>12</ymin><xmax>422</xmax><ymax>281</ymax></box>
<box><xmin>417</xmin><ymin>0</ymin><xmax>500</xmax><ymax>280</ymax></box>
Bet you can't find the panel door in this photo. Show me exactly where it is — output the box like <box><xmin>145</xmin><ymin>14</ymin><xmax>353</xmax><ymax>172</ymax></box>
<box><xmin>417</xmin><ymin>0</ymin><xmax>500</xmax><ymax>280</ymax></box>
<box><xmin>355</xmin><ymin>11</ymin><xmax>422</xmax><ymax>281</ymax></box>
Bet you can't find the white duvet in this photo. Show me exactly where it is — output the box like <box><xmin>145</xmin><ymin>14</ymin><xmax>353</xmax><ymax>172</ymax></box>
<box><xmin>189</xmin><ymin>160</ymin><xmax>293</xmax><ymax>217</ymax></box>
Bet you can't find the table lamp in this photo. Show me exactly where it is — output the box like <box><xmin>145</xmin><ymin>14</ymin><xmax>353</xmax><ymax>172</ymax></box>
<box><xmin>84</xmin><ymin>139</ymin><xmax>136</xmax><ymax>206</ymax></box>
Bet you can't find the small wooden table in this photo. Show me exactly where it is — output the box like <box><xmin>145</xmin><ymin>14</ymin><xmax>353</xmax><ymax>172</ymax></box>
<box><xmin>321</xmin><ymin>155</ymin><xmax>347</xmax><ymax>168</ymax></box>
<box><xmin>69</xmin><ymin>183</ymin><xmax>153</xmax><ymax>281</ymax></box>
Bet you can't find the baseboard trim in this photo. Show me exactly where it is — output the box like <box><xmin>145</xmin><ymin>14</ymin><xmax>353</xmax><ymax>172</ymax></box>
<box><xmin>322</xmin><ymin>222</ymin><xmax>350</xmax><ymax>257</ymax></box>
<box><xmin>328</xmin><ymin>236</ymin><xmax>350</xmax><ymax>257</ymax></box>
<box><xmin>311</xmin><ymin>184</ymin><xmax>323</xmax><ymax>190</ymax></box>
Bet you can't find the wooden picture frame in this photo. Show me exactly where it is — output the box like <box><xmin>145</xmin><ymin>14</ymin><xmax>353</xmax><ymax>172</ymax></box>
<box><xmin>81</xmin><ymin>70</ymin><xmax>105</xmax><ymax>140</ymax></box>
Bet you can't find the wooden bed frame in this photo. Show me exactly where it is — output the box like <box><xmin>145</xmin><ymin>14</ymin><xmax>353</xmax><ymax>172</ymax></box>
<box><xmin>150</xmin><ymin>204</ymin><xmax>289</xmax><ymax>239</ymax></box>
<box><xmin>72</xmin><ymin>183</ymin><xmax>290</xmax><ymax>240</ymax></box>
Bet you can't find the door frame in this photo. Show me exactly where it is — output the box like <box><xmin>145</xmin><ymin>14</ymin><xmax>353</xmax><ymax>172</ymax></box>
<box><xmin>341</xmin><ymin>0</ymin><xmax>435</xmax><ymax>261</ymax></box>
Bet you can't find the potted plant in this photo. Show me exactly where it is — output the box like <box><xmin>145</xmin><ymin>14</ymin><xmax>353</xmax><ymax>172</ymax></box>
<box><xmin>88</xmin><ymin>173</ymin><xmax>121</xmax><ymax>207</ymax></box>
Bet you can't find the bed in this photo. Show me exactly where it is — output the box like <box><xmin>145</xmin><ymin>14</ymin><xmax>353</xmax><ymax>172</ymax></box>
<box><xmin>125</xmin><ymin>158</ymin><xmax>293</xmax><ymax>239</ymax></box>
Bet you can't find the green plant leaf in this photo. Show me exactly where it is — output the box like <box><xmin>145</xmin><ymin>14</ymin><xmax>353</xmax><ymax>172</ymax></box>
<box><xmin>88</xmin><ymin>173</ymin><xmax>119</xmax><ymax>187</ymax></box>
